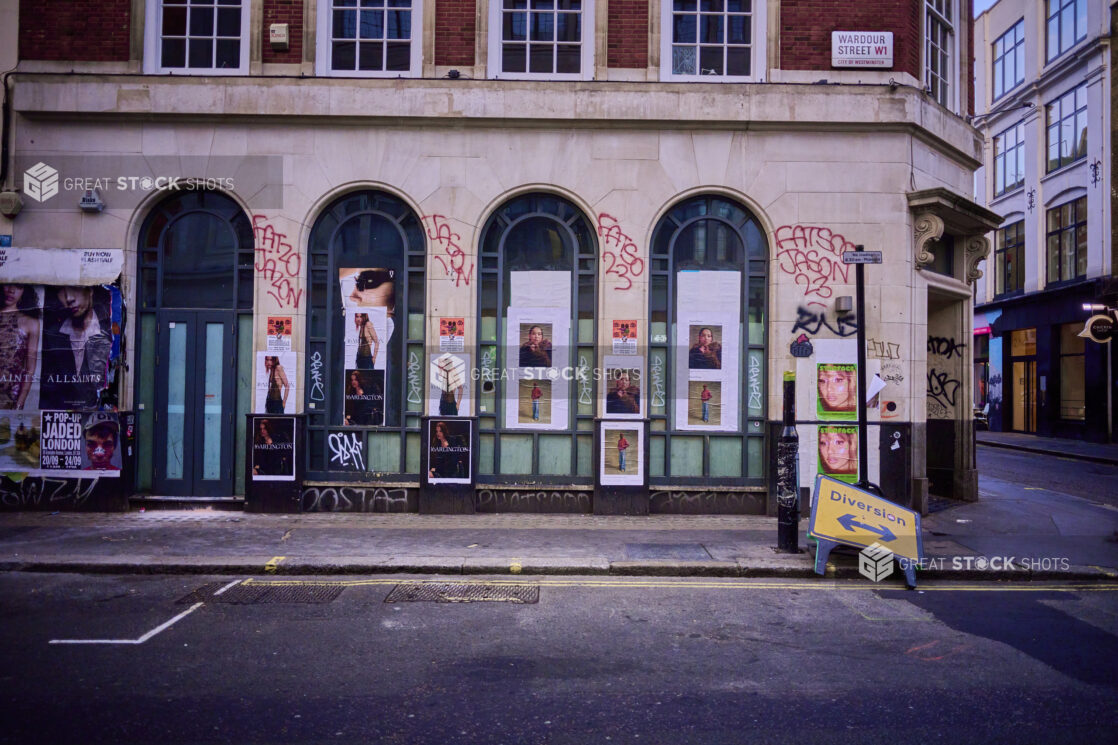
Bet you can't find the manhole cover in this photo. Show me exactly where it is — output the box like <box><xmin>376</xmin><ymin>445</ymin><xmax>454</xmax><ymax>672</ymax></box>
<box><xmin>384</xmin><ymin>582</ymin><xmax>539</xmax><ymax>604</ymax></box>
<box><xmin>177</xmin><ymin>582</ymin><xmax>344</xmax><ymax>604</ymax></box>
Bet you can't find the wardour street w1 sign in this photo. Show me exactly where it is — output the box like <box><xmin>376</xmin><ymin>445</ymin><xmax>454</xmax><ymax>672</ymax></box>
<box><xmin>810</xmin><ymin>475</ymin><xmax>923</xmax><ymax>587</ymax></box>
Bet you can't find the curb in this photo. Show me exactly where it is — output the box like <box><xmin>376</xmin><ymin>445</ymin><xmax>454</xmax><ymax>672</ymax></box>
<box><xmin>976</xmin><ymin>439</ymin><xmax>1118</xmax><ymax>466</ymax></box>
<box><xmin>1</xmin><ymin>558</ymin><xmax>1114</xmax><ymax>582</ymax></box>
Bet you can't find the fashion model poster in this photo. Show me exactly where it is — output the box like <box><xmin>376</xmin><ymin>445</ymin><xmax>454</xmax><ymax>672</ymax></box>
<box><xmin>600</xmin><ymin>422</ymin><xmax>642</xmax><ymax>486</ymax></box>
<box><xmin>817</xmin><ymin>363</ymin><xmax>857</xmax><ymax>421</ymax></box>
<box><xmin>255</xmin><ymin>352</ymin><xmax>297</xmax><ymax>415</ymax></box>
<box><xmin>603</xmin><ymin>355</ymin><xmax>643</xmax><ymax>419</ymax></box>
<box><xmin>818</xmin><ymin>425</ymin><xmax>858</xmax><ymax>484</ymax></box>
<box><xmin>427</xmin><ymin>419</ymin><xmax>471</xmax><ymax>484</ymax></box>
<box><xmin>428</xmin><ymin>352</ymin><xmax>470</xmax><ymax>417</ymax></box>
<box><xmin>674</xmin><ymin>270</ymin><xmax>740</xmax><ymax>432</ymax></box>
<box><xmin>340</xmin><ymin>267</ymin><xmax>395</xmax><ymax>426</ymax></box>
<box><xmin>252</xmin><ymin>416</ymin><xmax>296</xmax><ymax>481</ymax></box>
<box><xmin>503</xmin><ymin>274</ymin><xmax>571</xmax><ymax>431</ymax></box>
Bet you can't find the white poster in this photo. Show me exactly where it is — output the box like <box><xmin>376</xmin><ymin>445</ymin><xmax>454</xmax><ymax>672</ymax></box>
<box><xmin>255</xmin><ymin>351</ymin><xmax>296</xmax><ymax>414</ymax></box>
<box><xmin>504</xmin><ymin>306</ymin><xmax>570</xmax><ymax>430</ymax></box>
<box><xmin>0</xmin><ymin>247</ymin><xmax>125</xmax><ymax>285</ymax></box>
<box><xmin>674</xmin><ymin>270</ymin><xmax>742</xmax><ymax>432</ymax></box>
<box><xmin>600</xmin><ymin>422</ymin><xmax>642</xmax><ymax>486</ymax></box>
<box><xmin>429</xmin><ymin>352</ymin><xmax>471</xmax><ymax>417</ymax></box>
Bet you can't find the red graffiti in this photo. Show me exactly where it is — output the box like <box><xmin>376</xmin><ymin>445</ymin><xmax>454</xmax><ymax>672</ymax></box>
<box><xmin>774</xmin><ymin>225</ymin><xmax>855</xmax><ymax>308</ymax></box>
<box><xmin>597</xmin><ymin>213</ymin><xmax>645</xmax><ymax>291</ymax></box>
<box><xmin>253</xmin><ymin>214</ymin><xmax>303</xmax><ymax>309</ymax></box>
<box><xmin>422</xmin><ymin>214</ymin><xmax>474</xmax><ymax>287</ymax></box>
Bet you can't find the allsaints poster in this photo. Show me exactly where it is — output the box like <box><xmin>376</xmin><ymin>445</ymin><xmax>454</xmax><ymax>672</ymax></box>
<box><xmin>340</xmin><ymin>268</ymin><xmax>395</xmax><ymax>427</ymax></box>
<box><xmin>255</xmin><ymin>351</ymin><xmax>297</xmax><ymax>415</ymax></box>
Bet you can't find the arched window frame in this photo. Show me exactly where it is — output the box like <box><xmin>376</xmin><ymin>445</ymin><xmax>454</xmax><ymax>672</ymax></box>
<box><xmin>475</xmin><ymin>193</ymin><xmax>598</xmax><ymax>484</ymax></box>
<box><xmin>647</xmin><ymin>195</ymin><xmax>768</xmax><ymax>485</ymax></box>
<box><xmin>305</xmin><ymin>191</ymin><xmax>427</xmax><ymax>479</ymax></box>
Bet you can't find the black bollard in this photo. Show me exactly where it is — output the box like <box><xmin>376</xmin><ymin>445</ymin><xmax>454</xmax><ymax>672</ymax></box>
<box><xmin>776</xmin><ymin>372</ymin><xmax>800</xmax><ymax>552</ymax></box>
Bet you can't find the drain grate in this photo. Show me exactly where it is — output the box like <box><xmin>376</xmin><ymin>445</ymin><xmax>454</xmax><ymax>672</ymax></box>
<box><xmin>177</xmin><ymin>581</ymin><xmax>344</xmax><ymax>605</ymax></box>
<box><xmin>384</xmin><ymin>582</ymin><xmax>539</xmax><ymax>604</ymax></box>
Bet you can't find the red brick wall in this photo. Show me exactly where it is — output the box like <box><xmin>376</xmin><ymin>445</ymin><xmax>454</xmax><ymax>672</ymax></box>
<box><xmin>262</xmin><ymin>0</ymin><xmax>304</xmax><ymax>64</ymax></box>
<box><xmin>435</xmin><ymin>0</ymin><xmax>476</xmax><ymax>67</ymax></box>
<box><xmin>607</xmin><ymin>0</ymin><xmax>648</xmax><ymax>68</ymax></box>
<box><xmin>19</xmin><ymin>0</ymin><xmax>131</xmax><ymax>61</ymax></box>
<box><xmin>779</xmin><ymin>0</ymin><xmax>921</xmax><ymax>81</ymax></box>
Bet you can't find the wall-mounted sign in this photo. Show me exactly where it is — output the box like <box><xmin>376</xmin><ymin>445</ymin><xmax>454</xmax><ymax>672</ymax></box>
<box><xmin>831</xmin><ymin>31</ymin><xmax>894</xmax><ymax>68</ymax></box>
<box><xmin>1079</xmin><ymin>314</ymin><xmax>1114</xmax><ymax>344</ymax></box>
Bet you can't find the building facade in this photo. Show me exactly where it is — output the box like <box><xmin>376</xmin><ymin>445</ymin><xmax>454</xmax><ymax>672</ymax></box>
<box><xmin>0</xmin><ymin>0</ymin><xmax>994</xmax><ymax>513</ymax></box>
<box><xmin>972</xmin><ymin>0</ymin><xmax>1116</xmax><ymax>443</ymax></box>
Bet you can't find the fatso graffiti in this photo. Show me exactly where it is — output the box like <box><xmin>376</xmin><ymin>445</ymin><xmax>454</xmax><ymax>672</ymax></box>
<box><xmin>867</xmin><ymin>339</ymin><xmax>902</xmax><ymax>360</ymax></box>
<box><xmin>253</xmin><ymin>215</ymin><xmax>303</xmax><ymax>309</ymax></box>
<box><xmin>597</xmin><ymin>213</ymin><xmax>645</xmax><ymax>292</ymax></box>
<box><xmin>422</xmin><ymin>214</ymin><xmax>474</xmax><ymax>288</ymax></box>
<box><xmin>774</xmin><ymin>226</ymin><xmax>855</xmax><ymax>307</ymax></box>
<box><xmin>791</xmin><ymin>306</ymin><xmax>859</xmax><ymax>338</ymax></box>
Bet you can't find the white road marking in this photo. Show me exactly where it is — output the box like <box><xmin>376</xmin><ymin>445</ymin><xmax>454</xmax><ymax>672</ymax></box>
<box><xmin>213</xmin><ymin>579</ymin><xmax>243</xmax><ymax>596</ymax></box>
<box><xmin>49</xmin><ymin>602</ymin><xmax>204</xmax><ymax>646</ymax></box>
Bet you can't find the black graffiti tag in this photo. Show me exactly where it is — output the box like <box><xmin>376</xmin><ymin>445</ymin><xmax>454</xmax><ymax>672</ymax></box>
<box><xmin>792</xmin><ymin>307</ymin><xmax>859</xmax><ymax>338</ymax></box>
<box><xmin>926</xmin><ymin>368</ymin><xmax>960</xmax><ymax>409</ymax></box>
<box><xmin>928</xmin><ymin>336</ymin><xmax>966</xmax><ymax>359</ymax></box>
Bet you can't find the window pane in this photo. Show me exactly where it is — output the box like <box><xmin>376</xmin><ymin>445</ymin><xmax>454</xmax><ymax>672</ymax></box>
<box><xmin>216</xmin><ymin>7</ymin><xmax>240</xmax><ymax>35</ymax></box>
<box><xmin>538</xmin><ymin>435</ymin><xmax>571</xmax><ymax>475</ymax></box>
<box><xmin>709</xmin><ymin>438</ymin><xmax>742</xmax><ymax>478</ymax></box>
<box><xmin>385</xmin><ymin>42</ymin><xmax>409</xmax><ymax>70</ymax></box>
<box><xmin>361</xmin><ymin>10</ymin><xmax>384</xmax><ymax>38</ymax></box>
<box><xmin>334</xmin><ymin>9</ymin><xmax>357</xmax><ymax>38</ymax></box>
<box><xmin>669</xmin><ymin>437</ymin><xmax>703</xmax><ymax>476</ymax></box>
<box><xmin>190</xmin><ymin>7</ymin><xmax>215</xmax><ymax>35</ymax></box>
<box><xmin>556</xmin><ymin>44</ymin><xmax>580</xmax><ymax>73</ymax></box>
<box><xmin>188</xmin><ymin>38</ymin><xmax>213</xmax><ymax>67</ymax></box>
<box><xmin>1059</xmin><ymin>353</ymin><xmax>1085</xmax><ymax>420</ymax></box>
<box><xmin>700</xmin><ymin>14</ymin><xmax>724</xmax><ymax>44</ymax></box>
<box><xmin>1047</xmin><ymin>233</ymin><xmax>1060</xmax><ymax>281</ymax></box>
<box><xmin>698</xmin><ymin>46</ymin><xmax>723</xmax><ymax>75</ymax></box>
<box><xmin>556</xmin><ymin>12</ymin><xmax>579</xmax><ymax>42</ymax></box>
<box><xmin>215</xmin><ymin>39</ymin><xmax>239</xmax><ymax>68</ymax></box>
<box><xmin>387</xmin><ymin>10</ymin><xmax>410</xmax><ymax>39</ymax></box>
<box><xmin>503</xmin><ymin>43</ymin><xmax>527</xmax><ymax>72</ymax></box>
<box><xmin>530</xmin><ymin>11</ymin><xmax>554</xmax><ymax>41</ymax></box>
<box><xmin>674</xmin><ymin>15</ymin><xmax>696</xmax><ymax>43</ymax></box>
<box><xmin>359</xmin><ymin>41</ymin><xmax>383</xmax><ymax>69</ymax></box>
<box><xmin>1076</xmin><ymin>224</ymin><xmax>1087</xmax><ymax>276</ymax></box>
<box><xmin>162</xmin><ymin>38</ymin><xmax>186</xmax><ymax>66</ymax></box>
<box><xmin>163</xmin><ymin>6</ymin><xmax>188</xmax><ymax>35</ymax></box>
<box><xmin>673</xmin><ymin>45</ymin><xmax>697</xmax><ymax>74</ymax></box>
<box><xmin>499</xmin><ymin>434</ymin><xmax>533</xmax><ymax>474</ymax></box>
<box><xmin>333</xmin><ymin>40</ymin><xmax>357</xmax><ymax>69</ymax></box>
<box><xmin>504</xmin><ymin>12</ymin><xmax>526</xmax><ymax>41</ymax></box>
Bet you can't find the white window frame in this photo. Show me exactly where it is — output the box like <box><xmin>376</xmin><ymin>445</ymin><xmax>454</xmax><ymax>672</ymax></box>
<box><xmin>924</xmin><ymin>0</ymin><xmax>958</xmax><ymax>111</ymax></box>
<box><xmin>143</xmin><ymin>0</ymin><xmax>251</xmax><ymax>75</ymax></box>
<box><xmin>486</xmin><ymin>0</ymin><xmax>596</xmax><ymax>81</ymax></box>
<box><xmin>316</xmin><ymin>0</ymin><xmax>424</xmax><ymax>77</ymax></box>
<box><xmin>660</xmin><ymin>0</ymin><xmax>765</xmax><ymax>82</ymax></box>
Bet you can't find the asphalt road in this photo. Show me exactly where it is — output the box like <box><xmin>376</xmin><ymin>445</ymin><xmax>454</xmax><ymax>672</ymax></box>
<box><xmin>1</xmin><ymin>572</ymin><xmax>1116</xmax><ymax>745</ymax></box>
<box><xmin>977</xmin><ymin>444</ymin><xmax>1118</xmax><ymax>508</ymax></box>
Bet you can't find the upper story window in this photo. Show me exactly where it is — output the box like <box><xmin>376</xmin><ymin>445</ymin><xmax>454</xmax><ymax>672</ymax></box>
<box><xmin>145</xmin><ymin>0</ymin><xmax>251</xmax><ymax>74</ymax></box>
<box><xmin>993</xmin><ymin>122</ymin><xmax>1025</xmax><ymax>197</ymax></box>
<box><xmin>488</xmin><ymin>0</ymin><xmax>594</xmax><ymax>80</ymax></box>
<box><xmin>663</xmin><ymin>0</ymin><xmax>757</xmax><ymax>80</ymax></box>
<box><xmin>925</xmin><ymin>0</ymin><xmax>955</xmax><ymax>108</ymax></box>
<box><xmin>994</xmin><ymin>220</ymin><xmax>1024</xmax><ymax>296</ymax></box>
<box><xmin>1045</xmin><ymin>196</ymin><xmax>1087</xmax><ymax>284</ymax></box>
<box><xmin>992</xmin><ymin>20</ymin><xmax>1024</xmax><ymax>100</ymax></box>
<box><xmin>1046</xmin><ymin>84</ymin><xmax>1087</xmax><ymax>172</ymax></box>
<box><xmin>317</xmin><ymin>0</ymin><xmax>423</xmax><ymax>76</ymax></box>
<box><xmin>1047</xmin><ymin>0</ymin><xmax>1086</xmax><ymax>62</ymax></box>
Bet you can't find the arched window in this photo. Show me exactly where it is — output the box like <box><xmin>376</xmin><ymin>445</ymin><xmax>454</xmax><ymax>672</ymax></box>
<box><xmin>476</xmin><ymin>193</ymin><xmax>597</xmax><ymax>482</ymax></box>
<box><xmin>647</xmin><ymin>195</ymin><xmax>768</xmax><ymax>484</ymax></box>
<box><xmin>136</xmin><ymin>191</ymin><xmax>254</xmax><ymax>497</ymax></box>
<box><xmin>306</xmin><ymin>191</ymin><xmax>426</xmax><ymax>477</ymax></box>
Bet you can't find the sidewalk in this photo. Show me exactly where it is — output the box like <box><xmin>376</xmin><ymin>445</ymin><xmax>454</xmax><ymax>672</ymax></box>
<box><xmin>977</xmin><ymin>430</ymin><xmax>1118</xmax><ymax>465</ymax></box>
<box><xmin>1</xmin><ymin>478</ymin><xmax>1115</xmax><ymax>582</ymax></box>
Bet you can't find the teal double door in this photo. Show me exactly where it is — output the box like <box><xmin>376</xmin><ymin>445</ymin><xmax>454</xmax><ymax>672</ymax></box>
<box><xmin>152</xmin><ymin>310</ymin><xmax>237</xmax><ymax>497</ymax></box>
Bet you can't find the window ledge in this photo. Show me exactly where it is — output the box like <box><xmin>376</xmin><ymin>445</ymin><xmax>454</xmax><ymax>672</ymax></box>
<box><xmin>1042</xmin><ymin>157</ymin><xmax>1088</xmax><ymax>182</ymax></box>
<box><xmin>991</xmin><ymin>185</ymin><xmax>1026</xmax><ymax>205</ymax></box>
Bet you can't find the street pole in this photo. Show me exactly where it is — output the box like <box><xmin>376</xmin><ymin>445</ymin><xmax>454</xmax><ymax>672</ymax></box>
<box><xmin>776</xmin><ymin>372</ymin><xmax>800</xmax><ymax>552</ymax></box>
<box><xmin>855</xmin><ymin>260</ymin><xmax>869</xmax><ymax>490</ymax></box>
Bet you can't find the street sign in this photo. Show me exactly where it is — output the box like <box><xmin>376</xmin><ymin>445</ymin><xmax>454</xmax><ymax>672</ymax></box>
<box><xmin>809</xmin><ymin>475</ymin><xmax>923</xmax><ymax>563</ymax></box>
<box><xmin>842</xmin><ymin>251</ymin><xmax>882</xmax><ymax>264</ymax></box>
<box><xmin>1078</xmin><ymin>314</ymin><xmax>1114</xmax><ymax>344</ymax></box>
